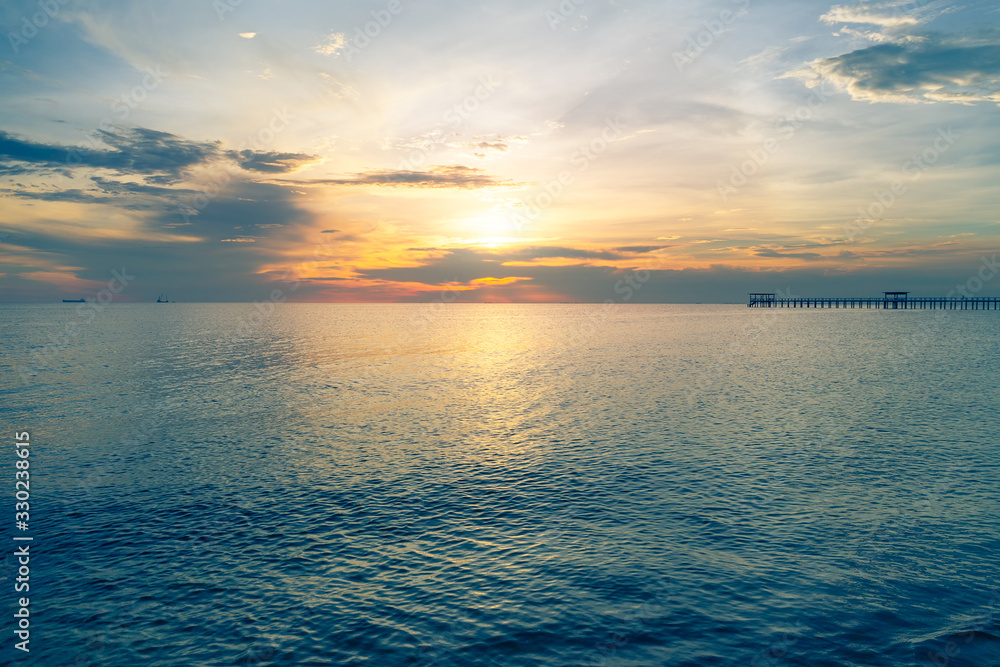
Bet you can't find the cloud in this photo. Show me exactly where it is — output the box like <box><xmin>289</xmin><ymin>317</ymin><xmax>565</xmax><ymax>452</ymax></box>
<box><xmin>0</xmin><ymin>178</ymin><xmax>322</xmax><ymax>302</ymax></box>
<box><xmin>229</xmin><ymin>149</ymin><xmax>319</xmax><ymax>173</ymax></box>
<box><xmin>741</xmin><ymin>45</ymin><xmax>790</xmax><ymax>71</ymax></box>
<box><xmin>90</xmin><ymin>176</ymin><xmax>195</xmax><ymax>198</ymax></box>
<box><xmin>84</xmin><ymin>128</ymin><xmax>222</xmax><ymax>180</ymax></box>
<box><xmin>833</xmin><ymin>26</ymin><xmax>896</xmax><ymax>43</ymax></box>
<box><xmin>820</xmin><ymin>1</ymin><xmax>925</xmax><ymax>28</ymax></box>
<box><xmin>2</xmin><ymin>187</ymin><xmax>161</xmax><ymax>211</ymax></box>
<box><xmin>454</xmin><ymin>136</ymin><xmax>528</xmax><ymax>154</ymax></box>
<box><xmin>158</xmin><ymin>180</ymin><xmax>313</xmax><ymax>238</ymax></box>
<box><xmin>753</xmin><ymin>248</ymin><xmax>824</xmax><ymax>261</ymax></box>
<box><xmin>798</xmin><ymin>33</ymin><xmax>1000</xmax><ymax>104</ymax></box>
<box><xmin>613</xmin><ymin>245</ymin><xmax>671</xmax><ymax>254</ymax></box>
<box><xmin>0</xmin><ymin>130</ymin><xmax>80</xmax><ymax>167</ymax></box>
<box><xmin>356</xmin><ymin>245</ymin><xmax>666</xmax><ymax>289</ymax></box>
<box><xmin>0</xmin><ymin>128</ymin><xmax>319</xmax><ymax>181</ymax></box>
<box><xmin>314</xmin><ymin>32</ymin><xmax>348</xmax><ymax>56</ymax></box>
<box><xmin>349</xmin><ymin>247</ymin><xmax>983</xmax><ymax>303</ymax></box>
<box><xmin>3</xmin><ymin>188</ymin><xmax>109</xmax><ymax>204</ymax></box>
<box><xmin>498</xmin><ymin>246</ymin><xmax>623</xmax><ymax>261</ymax></box>
<box><xmin>297</xmin><ymin>165</ymin><xmax>519</xmax><ymax>189</ymax></box>
<box><xmin>1</xmin><ymin>176</ymin><xmax>200</xmax><ymax>212</ymax></box>
<box><xmin>465</xmin><ymin>141</ymin><xmax>509</xmax><ymax>152</ymax></box>
<box><xmin>239</xmin><ymin>32</ymin><xmax>257</xmax><ymax>39</ymax></box>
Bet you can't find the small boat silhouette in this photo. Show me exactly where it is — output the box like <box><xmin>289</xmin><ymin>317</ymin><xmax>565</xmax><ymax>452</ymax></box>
<box><xmin>62</xmin><ymin>298</ymin><xmax>85</xmax><ymax>303</ymax></box>
<box><xmin>156</xmin><ymin>293</ymin><xmax>171</xmax><ymax>303</ymax></box>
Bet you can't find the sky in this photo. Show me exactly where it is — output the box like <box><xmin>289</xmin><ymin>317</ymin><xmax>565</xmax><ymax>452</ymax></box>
<box><xmin>1</xmin><ymin>0</ymin><xmax>999</xmax><ymax>303</ymax></box>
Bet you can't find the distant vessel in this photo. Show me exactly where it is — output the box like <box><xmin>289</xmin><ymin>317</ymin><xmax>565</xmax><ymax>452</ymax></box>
<box><xmin>156</xmin><ymin>293</ymin><xmax>171</xmax><ymax>303</ymax></box>
<box><xmin>62</xmin><ymin>298</ymin><xmax>85</xmax><ymax>303</ymax></box>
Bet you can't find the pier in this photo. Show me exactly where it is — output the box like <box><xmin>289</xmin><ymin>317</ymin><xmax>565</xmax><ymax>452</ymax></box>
<box><xmin>748</xmin><ymin>291</ymin><xmax>1000</xmax><ymax>310</ymax></box>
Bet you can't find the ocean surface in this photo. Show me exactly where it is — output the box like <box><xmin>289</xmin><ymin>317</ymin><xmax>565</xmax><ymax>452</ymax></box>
<box><xmin>2</xmin><ymin>303</ymin><xmax>999</xmax><ymax>666</ymax></box>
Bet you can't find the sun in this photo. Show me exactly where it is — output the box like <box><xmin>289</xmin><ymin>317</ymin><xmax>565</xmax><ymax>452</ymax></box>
<box><xmin>461</xmin><ymin>211</ymin><xmax>520</xmax><ymax>240</ymax></box>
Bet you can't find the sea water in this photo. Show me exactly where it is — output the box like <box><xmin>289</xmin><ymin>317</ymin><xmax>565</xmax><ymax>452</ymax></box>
<box><xmin>1</xmin><ymin>303</ymin><xmax>998</xmax><ymax>666</ymax></box>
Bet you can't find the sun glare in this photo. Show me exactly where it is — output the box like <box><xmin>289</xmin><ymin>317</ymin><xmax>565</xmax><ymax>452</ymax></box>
<box><xmin>465</xmin><ymin>211</ymin><xmax>517</xmax><ymax>238</ymax></box>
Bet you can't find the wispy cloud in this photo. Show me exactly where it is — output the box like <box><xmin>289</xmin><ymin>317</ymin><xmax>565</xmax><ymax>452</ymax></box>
<box><xmin>821</xmin><ymin>1</ymin><xmax>927</xmax><ymax>28</ymax></box>
<box><xmin>314</xmin><ymin>32</ymin><xmax>348</xmax><ymax>56</ymax></box>
<box><xmin>294</xmin><ymin>165</ymin><xmax>520</xmax><ymax>189</ymax></box>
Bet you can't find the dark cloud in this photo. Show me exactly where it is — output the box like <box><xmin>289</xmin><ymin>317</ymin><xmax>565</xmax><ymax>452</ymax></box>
<box><xmin>358</xmin><ymin>246</ymin><xmax>660</xmax><ymax>286</ymax></box>
<box><xmin>1</xmin><ymin>175</ymin><xmax>198</xmax><ymax>211</ymax></box>
<box><xmin>229</xmin><ymin>149</ymin><xmax>319</xmax><ymax>173</ymax></box>
<box><xmin>366</xmin><ymin>246</ymin><xmax>678</xmax><ymax>288</ymax></box>
<box><xmin>613</xmin><ymin>245</ymin><xmax>671</xmax><ymax>254</ymax></box>
<box><xmin>754</xmin><ymin>248</ymin><xmax>824</xmax><ymax>261</ymax></box>
<box><xmin>499</xmin><ymin>246</ymin><xmax>620</xmax><ymax>261</ymax></box>
<box><xmin>362</xmin><ymin>248</ymin><xmax>504</xmax><ymax>285</ymax></box>
<box><xmin>297</xmin><ymin>165</ymin><xmax>518</xmax><ymax>189</ymax></box>
<box><xmin>151</xmin><ymin>180</ymin><xmax>312</xmax><ymax>240</ymax></box>
<box><xmin>0</xmin><ymin>178</ymin><xmax>323</xmax><ymax>302</ymax></box>
<box><xmin>0</xmin><ymin>127</ymin><xmax>317</xmax><ymax>183</ymax></box>
<box><xmin>395</xmin><ymin>245</ymin><xmax>663</xmax><ymax>265</ymax></box>
<box><xmin>354</xmin><ymin>247</ymin><xmax>995</xmax><ymax>303</ymax></box>
<box><xmin>0</xmin><ymin>163</ymin><xmax>33</xmax><ymax>176</ymax></box>
<box><xmin>0</xmin><ymin>130</ymin><xmax>74</xmax><ymax>165</ymax></box>
<box><xmin>4</xmin><ymin>188</ymin><xmax>106</xmax><ymax>204</ymax></box>
<box><xmin>2</xmin><ymin>218</ymin><xmax>992</xmax><ymax>302</ymax></box>
<box><xmin>805</xmin><ymin>33</ymin><xmax>1000</xmax><ymax>104</ymax></box>
<box><xmin>89</xmin><ymin>127</ymin><xmax>220</xmax><ymax>180</ymax></box>
<box><xmin>91</xmin><ymin>176</ymin><xmax>196</xmax><ymax>197</ymax></box>
<box><xmin>484</xmin><ymin>245</ymin><xmax>675</xmax><ymax>261</ymax></box>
